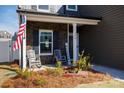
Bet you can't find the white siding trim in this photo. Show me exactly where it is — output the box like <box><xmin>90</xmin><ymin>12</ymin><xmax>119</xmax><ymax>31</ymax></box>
<box><xmin>25</xmin><ymin>13</ymin><xmax>100</xmax><ymax>25</ymax></box>
<box><xmin>39</xmin><ymin>29</ymin><xmax>53</xmax><ymax>56</ymax></box>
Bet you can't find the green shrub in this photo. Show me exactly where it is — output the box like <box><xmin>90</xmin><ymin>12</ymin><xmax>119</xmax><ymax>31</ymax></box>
<box><xmin>56</xmin><ymin>60</ymin><xmax>62</xmax><ymax>68</ymax></box>
<box><xmin>45</xmin><ymin>68</ymin><xmax>56</xmax><ymax>75</ymax></box>
<box><xmin>33</xmin><ymin>76</ymin><xmax>47</xmax><ymax>86</ymax></box>
<box><xmin>46</xmin><ymin>68</ymin><xmax>64</xmax><ymax>76</ymax></box>
<box><xmin>72</xmin><ymin>61</ymin><xmax>77</xmax><ymax>66</ymax></box>
<box><xmin>54</xmin><ymin>68</ymin><xmax>64</xmax><ymax>76</ymax></box>
<box><xmin>16</xmin><ymin>69</ymin><xmax>36</xmax><ymax>79</ymax></box>
<box><xmin>77</xmin><ymin>50</ymin><xmax>92</xmax><ymax>71</ymax></box>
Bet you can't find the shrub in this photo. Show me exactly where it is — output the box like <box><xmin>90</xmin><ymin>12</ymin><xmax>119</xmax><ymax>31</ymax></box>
<box><xmin>72</xmin><ymin>61</ymin><xmax>77</xmax><ymax>66</ymax></box>
<box><xmin>56</xmin><ymin>60</ymin><xmax>62</xmax><ymax>68</ymax></box>
<box><xmin>76</xmin><ymin>50</ymin><xmax>92</xmax><ymax>71</ymax></box>
<box><xmin>54</xmin><ymin>68</ymin><xmax>64</xmax><ymax>76</ymax></box>
<box><xmin>45</xmin><ymin>68</ymin><xmax>55</xmax><ymax>75</ymax></box>
<box><xmin>33</xmin><ymin>75</ymin><xmax>47</xmax><ymax>86</ymax></box>
<box><xmin>46</xmin><ymin>68</ymin><xmax>64</xmax><ymax>76</ymax></box>
<box><xmin>16</xmin><ymin>69</ymin><xmax>36</xmax><ymax>79</ymax></box>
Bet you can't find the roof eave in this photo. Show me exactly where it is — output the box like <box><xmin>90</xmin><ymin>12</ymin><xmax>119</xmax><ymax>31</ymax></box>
<box><xmin>17</xmin><ymin>10</ymin><xmax>101</xmax><ymax>25</ymax></box>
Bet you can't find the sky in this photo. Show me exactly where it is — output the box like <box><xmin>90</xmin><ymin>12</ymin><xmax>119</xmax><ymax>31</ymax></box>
<box><xmin>0</xmin><ymin>5</ymin><xmax>19</xmax><ymax>35</ymax></box>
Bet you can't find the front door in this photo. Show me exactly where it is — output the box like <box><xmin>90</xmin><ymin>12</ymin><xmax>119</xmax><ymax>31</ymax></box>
<box><xmin>69</xmin><ymin>33</ymin><xmax>79</xmax><ymax>61</ymax></box>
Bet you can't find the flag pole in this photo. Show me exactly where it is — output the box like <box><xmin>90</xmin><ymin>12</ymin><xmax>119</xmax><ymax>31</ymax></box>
<box><xmin>19</xmin><ymin>44</ymin><xmax>22</xmax><ymax>68</ymax></box>
<box><xmin>19</xmin><ymin>14</ymin><xmax>22</xmax><ymax>69</ymax></box>
<box><xmin>13</xmin><ymin>13</ymin><xmax>27</xmax><ymax>69</ymax></box>
<box><xmin>22</xmin><ymin>13</ymin><xmax>27</xmax><ymax>69</ymax></box>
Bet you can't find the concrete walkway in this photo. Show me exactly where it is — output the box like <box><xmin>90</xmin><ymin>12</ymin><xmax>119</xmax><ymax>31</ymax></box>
<box><xmin>92</xmin><ymin>64</ymin><xmax>124</xmax><ymax>82</ymax></box>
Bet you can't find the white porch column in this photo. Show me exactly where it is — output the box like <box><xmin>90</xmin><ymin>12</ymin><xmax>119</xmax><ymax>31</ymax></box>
<box><xmin>73</xmin><ymin>23</ymin><xmax>78</xmax><ymax>62</ymax></box>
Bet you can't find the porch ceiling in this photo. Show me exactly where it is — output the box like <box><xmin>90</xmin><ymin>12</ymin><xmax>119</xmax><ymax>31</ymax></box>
<box><xmin>20</xmin><ymin>13</ymin><xmax>101</xmax><ymax>25</ymax></box>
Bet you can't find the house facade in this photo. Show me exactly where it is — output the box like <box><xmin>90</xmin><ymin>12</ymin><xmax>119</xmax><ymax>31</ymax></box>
<box><xmin>17</xmin><ymin>5</ymin><xmax>124</xmax><ymax>70</ymax></box>
<box><xmin>17</xmin><ymin>5</ymin><xmax>100</xmax><ymax>67</ymax></box>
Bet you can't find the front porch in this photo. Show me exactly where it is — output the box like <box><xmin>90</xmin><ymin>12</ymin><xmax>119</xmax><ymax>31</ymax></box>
<box><xmin>27</xmin><ymin>22</ymin><xmax>68</xmax><ymax>65</ymax></box>
<box><xmin>19</xmin><ymin>11</ymin><xmax>101</xmax><ymax>69</ymax></box>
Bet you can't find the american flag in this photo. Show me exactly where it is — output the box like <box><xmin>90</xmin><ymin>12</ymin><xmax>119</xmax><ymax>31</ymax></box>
<box><xmin>13</xmin><ymin>15</ymin><xmax>26</xmax><ymax>51</ymax></box>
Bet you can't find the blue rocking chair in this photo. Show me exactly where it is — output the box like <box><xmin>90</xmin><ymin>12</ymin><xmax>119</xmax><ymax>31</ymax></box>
<box><xmin>54</xmin><ymin>49</ymin><xmax>67</xmax><ymax>64</ymax></box>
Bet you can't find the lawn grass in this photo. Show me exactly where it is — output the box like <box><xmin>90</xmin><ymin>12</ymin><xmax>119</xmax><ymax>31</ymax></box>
<box><xmin>76</xmin><ymin>80</ymin><xmax>124</xmax><ymax>88</ymax></box>
<box><xmin>0</xmin><ymin>68</ymin><xmax>17</xmax><ymax>87</ymax></box>
<box><xmin>0</xmin><ymin>62</ymin><xmax>11</xmax><ymax>65</ymax></box>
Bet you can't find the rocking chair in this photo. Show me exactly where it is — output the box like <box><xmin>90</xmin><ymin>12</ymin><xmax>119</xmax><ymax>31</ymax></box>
<box><xmin>54</xmin><ymin>49</ymin><xmax>67</xmax><ymax>64</ymax></box>
<box><xmin>27</xmin><ymin>49</ymin><xmax>41</xmax><ymax>69</ymax></box>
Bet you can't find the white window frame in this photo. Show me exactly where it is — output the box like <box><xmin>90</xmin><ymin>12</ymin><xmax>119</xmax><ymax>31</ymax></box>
<box><xmin>39</xmin><ymin>29</ymin><xmax>53</xmax><ymax>56</ymax></box>
<box><xmin>37</xmin><ymin>5</ymin><xmax>50</xmax><ymax>12</ymax></box>
<box><xmin>66</xmin><ymin>5</ymin><xmax>78</xmax><ymax>11</ymax></box>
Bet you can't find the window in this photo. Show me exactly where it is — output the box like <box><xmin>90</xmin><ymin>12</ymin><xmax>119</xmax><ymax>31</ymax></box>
<box><xmin>37</xmin><ymin>5</ymin><xmax>49</xmax><ymax>12</ymax></box>
<box><xmin>66</xmin><ymin>5</ymin><xmax>77</xmax><ymax>11</ymax></box>
<box><xmin>39</xmin><ymin>30</ymin><xmax>53</xmax><ymax>55</ymax></box>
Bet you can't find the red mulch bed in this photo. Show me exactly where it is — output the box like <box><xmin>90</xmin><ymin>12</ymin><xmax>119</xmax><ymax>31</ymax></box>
<box><xmin>2</xmin><ymin>68</ymin><xmax>112</xmax><ymax>88</ymax></box>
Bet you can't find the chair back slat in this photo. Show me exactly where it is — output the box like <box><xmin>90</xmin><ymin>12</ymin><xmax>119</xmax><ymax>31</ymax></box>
<box><xmin>27</xmin><ymin>50</ymin><xmax>36</xmax><ymax>60</ymax></box>
<box><xmin>54</xmin><ymin>49</ymin><xmax>62</xmax><ymax>60</ymax></box>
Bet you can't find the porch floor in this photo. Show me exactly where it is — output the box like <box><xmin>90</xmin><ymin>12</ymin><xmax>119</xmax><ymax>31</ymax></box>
<box><xmin>92</xmin><ymin>64</ymin><xmax>124</xmax><ymax>82</ymax></box>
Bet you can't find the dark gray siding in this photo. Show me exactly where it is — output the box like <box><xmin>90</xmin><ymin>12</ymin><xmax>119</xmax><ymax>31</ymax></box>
<box><xmin>57</xmin><ymin>5</ymin><xmax>80</xmax><ymax>17</ymax></box>
<box><xmin>79</xmin><ymin>6</ymin><xmax>124</xmax><ymax>70</ymax></box>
